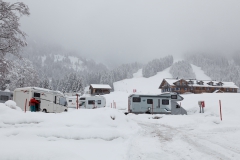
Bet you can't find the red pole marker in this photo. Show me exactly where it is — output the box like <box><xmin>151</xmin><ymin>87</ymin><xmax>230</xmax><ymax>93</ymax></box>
<box><xmin>76</xmin><ymin>94</ymin><xmax>79</xmax><ymax>109</ymax></box>
<box><xmin>24</xmin><ymin>99</ymin><xmax>27</xmax><ymax>113</ymax></box>
<box><xmin>219</xmin><ymin>100</ymin><xmax>222</xmax><ymax>121</ymax></box>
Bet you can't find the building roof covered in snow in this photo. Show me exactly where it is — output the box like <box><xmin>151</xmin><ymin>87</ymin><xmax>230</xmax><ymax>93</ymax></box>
<box><xmin>89</xmin><ymin>84</ymin><xmax>112</xmax><ymax>89</ymax></box>
<box><xmin>160</xmin><ymin>78</ymin><xmax>239</xmax><ymax>89</ymax></box>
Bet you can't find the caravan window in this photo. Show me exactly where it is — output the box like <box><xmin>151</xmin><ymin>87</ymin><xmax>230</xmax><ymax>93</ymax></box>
<box><xmin>147</xmin><ymin>99</ymin><xmax>153</xmax><ymax>104</ymax></box>
<box><xmin>80</xmin><ymin>97</ymin><xmax>86</xmax><ymax>100</ymax></box>
<box><xmin>162</xmin><ymin>99</ymin><xmax>169</xmax><ymax>105</ymax></box>
<box><xmin>0</xmin><ymin>95</ymin><xmax>9</xmax><ymax>101</ymax></box>
<box><xmin>171</xmin><ymin>95</ymin><xmax>177</xmax><ymax>99</ymax></box>
<box><xmin>69</xmin><ymin>100</ymin><xmax>72</xmax><ymax>102</ymax></box>
<box><xmin>133</xmin><ymin>97</ymin><xmax>141</xmax><ymax>102</ymax></box>
<box><xmin>88</xmin><ymin>100</ymin><xmax>95</xmax><ymax>104</ymax></box>
<box><xmin>97</xmin><ymin>100</ymin><xmax>101</xmax><ymax>104</ymax></box>
<box><xmin>34</xmin><ymin>92</ymin><xmax>40</xmax><ymax>97</ymax></box>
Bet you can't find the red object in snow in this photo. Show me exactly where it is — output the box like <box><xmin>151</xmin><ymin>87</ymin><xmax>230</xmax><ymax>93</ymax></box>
<box><xmin>201</xmin><ymin>101</ymin><xmax>205</xmax><ymax>107</ymax></box>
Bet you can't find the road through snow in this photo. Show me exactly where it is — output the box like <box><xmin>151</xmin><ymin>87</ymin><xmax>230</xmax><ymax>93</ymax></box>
<box><xmin>126</xmin><ymin>118</ymin><xmax>240</xmax><ymax>160</ymax></box>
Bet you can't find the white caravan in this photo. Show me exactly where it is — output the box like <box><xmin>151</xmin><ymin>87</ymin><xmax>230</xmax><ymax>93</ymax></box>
<box><xmin>79</xmin><ymin>96</ymin><xmax>106</xmax><ymax>109</ymax></box>
<box><xmin>66</xmin><ymin>96</ymin><xmax>78</xmax><ymax>109</ymax></box>
<box><xmin>13</xmin><ymin>87</ymin><xmax>68</xmax><ymax>113</ymax></box>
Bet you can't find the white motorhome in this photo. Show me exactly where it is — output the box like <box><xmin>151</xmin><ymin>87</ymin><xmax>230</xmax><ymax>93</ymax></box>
<box><xmin>13</xmin><ymin>87</ymin><xmax>68</xmax><ymax>113</ymax></box>
<box><xmin>127</xmin><ymin>92</ymin><xmax>187</xmax><ymax>115</ymax></box>
<box><xmin>79</xmin><ymin>96</ymin><xmax>106</xmax><ymax>109</ymax></box>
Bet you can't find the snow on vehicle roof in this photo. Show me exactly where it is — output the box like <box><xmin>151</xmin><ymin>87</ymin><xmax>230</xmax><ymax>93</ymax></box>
<box><xmin>90</xmin><ymin>84</ymin><xmax>112</xmax><ymax>89</ymax></box>
<box><xmin>14</xmin><ymin>87</ymin><xmax>64</xmax><ymax>95</ymax></box>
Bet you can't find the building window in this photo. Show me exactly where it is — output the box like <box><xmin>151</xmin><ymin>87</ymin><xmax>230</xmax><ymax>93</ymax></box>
<box><xmin>133</xmin><ymin>97</ymin><xmax>141</xmax><ymax>102</ymax></box>
<box><xmin>147</xmin><ymin>99</ymin><xmax>153</xmax><ymax>104</ymax></box>
<box><xmin>176</xmin><ymin>82</ymin><xmax>180</xmax><ymax>85</ymax></box>
<box><xmin>184</xmin><ymin>88</ymin><xmax>188</xmax><ymax>91</ymax></box>
<box><xmin>207</xmin><ymin>88</ymin><xmax>209</xmax><ymax>91</ymax></box>
<box><xmin>226</xmin><ymin>88</ymin><xmax>229</xmax><ymax>92</ymax></box>
<box><xmin>190</xmin><ymin>87</ymin><xmax>193</xmax><ymax>90</ymax></box>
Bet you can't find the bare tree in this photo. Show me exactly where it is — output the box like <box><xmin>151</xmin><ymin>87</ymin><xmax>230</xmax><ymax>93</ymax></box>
<box><xmin>0</xmin><ymin>0</ymin><xmax>30</xmax><ymax>57</ymax></box>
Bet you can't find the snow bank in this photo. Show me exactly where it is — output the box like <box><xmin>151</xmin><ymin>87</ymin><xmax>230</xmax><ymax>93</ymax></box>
<box><xmin>4</xmin><ymin>100</ymin><xmax>21</xmax><ymax>110</ymax></box>
<box><xmin>0</xmin><ymin>106</ymin><xmax>140</xmax><ymax>160</ymax></box>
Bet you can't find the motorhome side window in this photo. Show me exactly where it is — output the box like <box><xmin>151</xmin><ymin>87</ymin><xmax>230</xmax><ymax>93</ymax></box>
<box><xmin>97</xmin><ymin>100</ymin><xmax>101</xmax><ymax>104</ymax></box>
<box><xmin>80</xmin><ymin>98</ymin><xmax>86</xmax><ymax>100</ymax></box>
<box><xmin>162</xmin><ymin>99</ymin><xmax>169</xmax><ymax>105</ymax></box>
<box><xmin>69</xmin><ymin>100</ymin><xmax>72</xmax><ymax>102</ymax></box>
<box><xmin>34</xmin><ymin>92</ymin><xmax>40</xmax><ymax>97</ymax></box>
<box><xmin>147</xmin><ymin>99</ymin><xmax>153</xmax><ymax>104</ymax></box>
<box><xmin>132</xmin><ymin>97</ymin><xmax>141</xmax><ymax>102</ymax></box>
<box><xmin>171</xmin><ymin>95</ymin><xmax>177</xmax><ymax>99</ymax></box>
<box><xmin>88</xmin><ymin>100</ymin><xmax>95</xmax><ymax>104</ymax></box>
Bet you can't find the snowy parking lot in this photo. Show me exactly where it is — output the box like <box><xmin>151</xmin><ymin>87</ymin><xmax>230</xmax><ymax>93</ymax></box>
<box><xmin>1</xmin><ymin>92</ymin><xmax>240</xmax><ymax>160</ymax></box>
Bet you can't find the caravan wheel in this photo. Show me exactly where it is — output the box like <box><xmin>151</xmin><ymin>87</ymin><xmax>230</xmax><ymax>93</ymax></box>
<box><xmin>42</xmin><ymin>109</ymin><xmax>47</xmax><ymax>113</ymax></box>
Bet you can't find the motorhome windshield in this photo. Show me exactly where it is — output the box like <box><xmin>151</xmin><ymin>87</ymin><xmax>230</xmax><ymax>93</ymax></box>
<box><xmin>59</xmin><ymin>97</ymin><xmax>67</xmax><ymax>106</ymax></box>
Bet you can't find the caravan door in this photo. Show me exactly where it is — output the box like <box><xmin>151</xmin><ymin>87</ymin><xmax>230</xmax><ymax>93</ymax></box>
<box><xmin>53</xmin><ymin>96</ymin><xmax>57</xmax><ymax>112</ymax></box>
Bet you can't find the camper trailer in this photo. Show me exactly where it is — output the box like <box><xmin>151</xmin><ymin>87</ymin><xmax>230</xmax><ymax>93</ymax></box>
<box><xmin>79</xmin><ymin>96</ymin><xmax>106</xmax><ymax>109</ymax></box>
<box><xmin>0</xmin><ymin>91</ymin><xmax>13</xmax><ymax>103</ymax></box>
<box><xmin>66</xmin><ymin>96</ymin><xmax>78</xmax><ymax>109</ymax></box>
<box><xmin>128</xmin><ymin>92</ymin><xmax>187</xmax><ymax>115</ymax></box>
<box><xmin>13</xmin><ymin>87</ymin><xmax>68</xmax><ymax>113</ymax></box>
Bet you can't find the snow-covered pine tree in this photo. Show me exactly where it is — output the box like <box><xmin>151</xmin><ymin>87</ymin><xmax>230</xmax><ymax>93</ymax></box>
<box><xmin>142</xmin><ymin>55</ymin><xmax>173</xmax><ymax>78</ymax></box>
<box><xmin>170</xmin><ymin>60</ymin><xmax>196</xmax><ymax>79</ymax></box>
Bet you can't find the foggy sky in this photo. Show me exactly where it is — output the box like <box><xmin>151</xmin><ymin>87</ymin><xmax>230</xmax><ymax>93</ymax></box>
<box><xmin>14</xmin><ymin>0</ymin><xmax>240</xmax><ymax>66</ymax></box>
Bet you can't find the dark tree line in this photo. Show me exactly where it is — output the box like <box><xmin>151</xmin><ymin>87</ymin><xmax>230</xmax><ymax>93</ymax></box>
<box><xmin>185</xmin><ymin>53</ymin><xmax>240</xmax><ymax>87</ymax></box>
<box><xmin>170</xmin><ymin>60</ymin><xmax>196</xmax><ymax>79</ymax></box>
<box><xmin>142</xmin><ymin>55</ymin><xmax>173</xmax><ymax>78</ymax></box>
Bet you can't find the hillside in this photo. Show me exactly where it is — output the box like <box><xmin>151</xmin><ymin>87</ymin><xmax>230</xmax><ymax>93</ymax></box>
<box><xmin>1</xmin><ymin>65</ymin><xmax>240</xmax><ymax>159</ymax></box>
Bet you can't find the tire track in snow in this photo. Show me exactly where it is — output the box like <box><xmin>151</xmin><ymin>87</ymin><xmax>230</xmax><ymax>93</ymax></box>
<box><xmin>134</xmin><ymin>121</ymin><xmax>238</xmax><ymax>160</ymax></box>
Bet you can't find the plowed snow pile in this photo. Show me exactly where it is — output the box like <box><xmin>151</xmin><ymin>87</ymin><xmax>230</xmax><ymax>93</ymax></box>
<box><xmin>0</xmin><ymin>102</ymin><xmax>139</xmax><ymax>160</ymax></box>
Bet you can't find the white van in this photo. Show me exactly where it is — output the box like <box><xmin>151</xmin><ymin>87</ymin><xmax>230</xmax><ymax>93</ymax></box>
<box><xmin>13</xmin><ymin>87</ymin><xmax>68</xmax><ymax>113</ymax></box>
<box><xmin>79</xmin><ymin>96</ymin><xmax>106</xmax><ymax>109</ymax></box>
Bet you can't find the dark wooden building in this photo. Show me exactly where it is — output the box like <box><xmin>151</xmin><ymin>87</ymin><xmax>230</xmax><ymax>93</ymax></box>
<box><xmin>159</xmin><ymin>78</ymin><xmax>238</xmax><ymax>94</ymax></box>
<box><xmin>89</xmin><ymin>84</ymin><xmax>112</xmax><ymax>95</ymax></box>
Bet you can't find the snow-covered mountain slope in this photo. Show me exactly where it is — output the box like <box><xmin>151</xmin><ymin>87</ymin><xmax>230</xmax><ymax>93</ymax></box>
<box><xmin>114</xmin><ymin>67</ymin><xmax>172</xmax><ymax>94</ymax></box>
<box><xmin>104</xmin><ymin>64</ymin><xmax>211</xmax><ymax>110</ymax></box>
<box><xmin>2</xmin><ymin>66</ymin><xmax>240</xmax><ymax>159</ymax></box>
<box><xmin>191</xmin><ymin>64</ymin><xmax>211</xmax><ymax>80</ymax></box>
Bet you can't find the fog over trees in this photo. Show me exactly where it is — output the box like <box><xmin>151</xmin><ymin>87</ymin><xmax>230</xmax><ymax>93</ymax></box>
<box><xmin>1</xmin><ymin>0</ymin><xmax>240</xmax><ymax>92</ymax></box>
<box><xmin>142</xmin><ymin>56</ymin><xmax>173</xmax><ymax>78</ymax></box>
<box><xmin>170</xmin><ymin>60</ymin><xmax>196</xmax><ymax>79</ymax></box>
<box><xmin>185</xmin><ymin>53</ymin><xmax>240</xmax><ymax>87</ymax></box>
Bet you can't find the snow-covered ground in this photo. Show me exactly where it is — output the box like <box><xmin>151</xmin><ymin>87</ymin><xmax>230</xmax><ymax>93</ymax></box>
<box><xmin>1</xmin><ymin>65</ymin><xmax>240</xmax><ymax>159</ymax></box>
